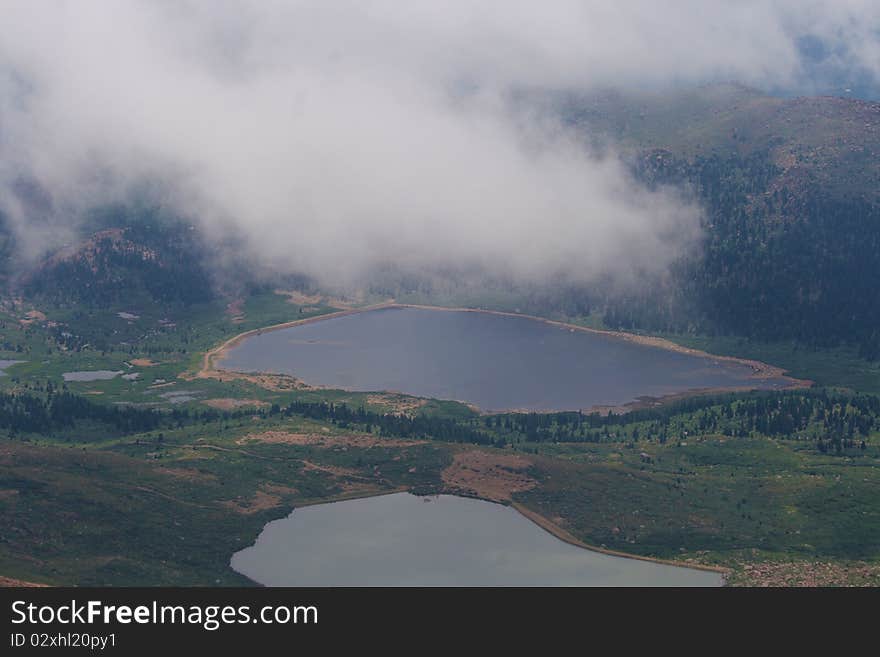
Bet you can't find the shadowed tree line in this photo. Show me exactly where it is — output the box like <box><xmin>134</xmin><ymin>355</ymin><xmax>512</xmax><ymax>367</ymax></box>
<box><xmin>2</xmin><ymin>386</ymin><xmax>876</xmax><ymax>455</ymax></box>
<box><xmin>485</xmin><ymin>389</ymin><xmax>879</xmax><ymax>454</ymax></box>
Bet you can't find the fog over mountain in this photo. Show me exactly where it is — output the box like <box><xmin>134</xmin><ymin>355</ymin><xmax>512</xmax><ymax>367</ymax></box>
<box><xmin>1</xmin><ymin>1</ymin><xmax>878</xmax><ymax>287</ymax></box>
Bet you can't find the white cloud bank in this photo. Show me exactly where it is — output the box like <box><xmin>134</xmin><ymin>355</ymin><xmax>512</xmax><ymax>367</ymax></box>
<box><xmin>0</xmin><ymin>1</ymin><xmax>878</xmax><ymax>285</ymax></box>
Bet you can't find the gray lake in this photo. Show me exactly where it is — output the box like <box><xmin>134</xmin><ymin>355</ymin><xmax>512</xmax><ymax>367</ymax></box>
<box><xmin>231</xmin><ymin>493</ymin><xmax>722</xmax><ymax>586</ymax></box>
<box><xmin>220</xmin><ymin>306</ymin><xmax>792</xmax><ymax>411</ymax></box>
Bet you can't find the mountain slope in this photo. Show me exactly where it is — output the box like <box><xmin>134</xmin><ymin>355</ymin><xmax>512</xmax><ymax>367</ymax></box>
<box><xmin>21</xmin><ymin>213</ymin><xmax>215</xmax><ymax>309</ymax></box>
<box><xmin>551</xmin><ymin>85</ymin><xmax>880</xmax><ymax>359</ymax></box>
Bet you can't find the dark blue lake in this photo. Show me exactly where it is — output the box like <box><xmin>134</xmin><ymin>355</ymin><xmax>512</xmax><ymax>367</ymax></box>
<box><xmin>220</xmin><ymin>306</ymin><xmax>792</xmax><ymax>412</ymax></box>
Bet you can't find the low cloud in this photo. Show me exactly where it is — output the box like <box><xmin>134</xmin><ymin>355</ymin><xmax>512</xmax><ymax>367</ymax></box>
<box><xmin>0</xmin><ymin>1</ymin><xmax>877</xmax><ymax>286</ymax></box>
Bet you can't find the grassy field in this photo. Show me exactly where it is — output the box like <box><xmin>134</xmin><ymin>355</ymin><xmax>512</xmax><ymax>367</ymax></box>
<box><xmin>515</xmin><ymin>437</ymin><xmax>880</xmax><ymax>579</ymax></box>
<box><xmin>0</xmin><ymin>414</ymin><xmax>452</xmax><ymax>585</ymax></box>
<box><xmin>2</xmin><ymin>409</ymin><xmax>878</xmax><ymax>586</ymax></box>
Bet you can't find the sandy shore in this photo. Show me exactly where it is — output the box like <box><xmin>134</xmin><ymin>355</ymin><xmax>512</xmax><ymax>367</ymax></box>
<box><xmin>511</xmin><ymin>502</ymin><xmax>728</xmax><ymax>578</ymax></box>
<box><xmin>0</xmin><ymin>575</ymin><xmax>47</xmax><ymax>587</ymax></box>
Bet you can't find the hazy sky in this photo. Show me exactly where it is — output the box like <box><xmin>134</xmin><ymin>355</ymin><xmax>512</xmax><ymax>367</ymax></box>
<box><xmin>1</xmin><ymin>1</ymin><xmax>878</xmax><ymax>286</ymax></box>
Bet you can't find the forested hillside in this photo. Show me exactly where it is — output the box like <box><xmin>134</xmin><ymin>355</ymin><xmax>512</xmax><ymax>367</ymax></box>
<box><xmin>20</xmin><ymin>210</ymin><xmax>215</xmax><ymax>309</ymax></box>
<box><xmin>563</xmin><ymin>86</ymin><xmax>880</xmax><ymax>359</ymax></box>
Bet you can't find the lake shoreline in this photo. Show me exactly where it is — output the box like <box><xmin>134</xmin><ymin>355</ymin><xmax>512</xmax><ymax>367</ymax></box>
<box><xmin>199</xmin><ymin>302</ymin><xmax>813</xmax><ymax>411</ymax></box>
<box><xmin>197</xmin><ymin>301</ymin><xmax>398</xmax><ymax>377</ymax></box>
<box><xmin>232</xmin><ymin>489</ymin><xmax>727</xmax><ymax>586</ymax></box>
<box><xmin>510</xmin><ymin>502</ymin><xmax>728</xmax><ymax>578</ymax></box>
<box><xmin>395</xmin><ymin>304</ymin><xmax>811</xmax><ymax>386</ymax></box>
